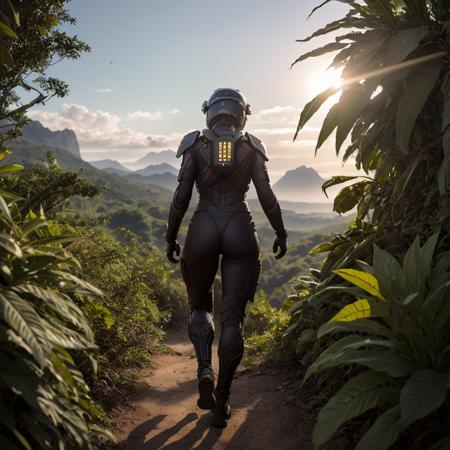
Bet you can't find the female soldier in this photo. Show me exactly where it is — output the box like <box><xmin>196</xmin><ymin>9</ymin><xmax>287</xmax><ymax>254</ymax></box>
<box><xmin>165</xmin><ymin>88</ymin><xmax>287</xmax><ymax>428</ymax></box>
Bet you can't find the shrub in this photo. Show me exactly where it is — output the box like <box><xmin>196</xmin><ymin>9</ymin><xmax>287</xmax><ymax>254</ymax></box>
<box><xmin>244</xmin><ymin>292</ymin><xmax>291</xmax><ymax>366</ymax></box>
<box><xmin>307</xmin><ymin>235</ymin><xmax>450</xmax><ymax>449</ymax></box>
<box><xmin>0</xmin><ymin>193</ymin><xmax>112</xmax><ymax>449</ymax></box>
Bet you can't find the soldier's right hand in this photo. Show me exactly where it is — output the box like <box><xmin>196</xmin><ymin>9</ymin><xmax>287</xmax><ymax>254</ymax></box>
<box><xmin>166</xmin><ymin>240</ymin><xmax>181</xmax><ymax>263</ymax></box>
<box><xmin>273</xmin><ymin>236</ymin><xmax>287</xmax><ymax>259</ymax></box>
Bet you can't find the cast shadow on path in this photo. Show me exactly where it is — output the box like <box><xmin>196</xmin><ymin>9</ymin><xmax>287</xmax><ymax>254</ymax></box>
<box><xmin>121</xmin><ymin>411</ymin><xmax>223</xmax><ymax>450</ymax></box>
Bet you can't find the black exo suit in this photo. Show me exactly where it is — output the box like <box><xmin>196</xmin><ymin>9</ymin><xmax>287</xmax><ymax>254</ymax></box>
<box><xmin>165</xmin><ymin>125</ymin><xmax>287</xmax><ymax>419</ymax></box>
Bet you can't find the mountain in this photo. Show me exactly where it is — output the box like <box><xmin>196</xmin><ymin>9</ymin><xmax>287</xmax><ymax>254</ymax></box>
<box><xmin>89</xmin><ymin>159</ymin><xmax>131</xmax><ymax>173</ymax></box>
<box><xmin>272</xmin><ymin>166</ymin><xmax>324</xmax><ymax>202</ymax></box>
<box><xmin>248</xmin><ymin>199</ymin><xmax>333</xmax><ymax>215</ymax></box>
<box><xmin>21</xmin><ymin>120</ymin><xmax>81</xmax><ymax>158</ymax></box>
<box><xmin>125</xmin><ymin>150</ymin><xmax>178</xmax><ymax>170</ymax></box>
<box><xmin>135</xmin><ymin>163</ymin><xmax>178</xmax><ymax>177</ymax></box>
<box><xmin>125</xmin><ymin>172</ymin><xmax>178</xmax><ymax>191</ymax></box>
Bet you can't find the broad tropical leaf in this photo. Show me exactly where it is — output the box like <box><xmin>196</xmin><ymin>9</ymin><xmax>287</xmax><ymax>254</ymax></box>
<box><xmin>328</xmin><ymin>298</ymin><xmax>371</xmax><ymax>322</ymax></box>
<box><xmin>355</xmin><ymin>405</ymin><xmax>401</xmax><ymax>450</ymax></box>
<box><xmin>400</xmin><ymin>369</ymin><xmax>450</xmax><ymax>428</ymax></box>
<box><xmin>333</xmin><ymin>268</ymin><xmax>384</xmax><ymax>300</ymax></box>
<box><xmin>396</xmin><ymin>63</ymin><xmax>442</xmax><ymax>153</ymax></box>
<box><xmin>314</xmin><ymin>370</ymin><xmax>396</xmax><ymax>447</ymax></box>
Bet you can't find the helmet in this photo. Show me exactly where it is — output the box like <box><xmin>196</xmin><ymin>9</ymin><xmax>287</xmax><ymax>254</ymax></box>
<box><xmin>202</xmin><ymin>88</ymin><xmax>251</xmax><ymax>131</ymax></box>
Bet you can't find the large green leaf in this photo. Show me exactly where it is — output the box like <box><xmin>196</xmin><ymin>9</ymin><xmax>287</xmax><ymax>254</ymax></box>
<box><xmin>355</xmin><ymin>405</ymin><xmax>401</xmax><ymax>450</ymax></box>
<box><xmin>316</xmin><ymin>102</ymin><xmax>340</xmax><ymax>151</ymax></box>
<box><xmin>321</xmin><ymin>175</ymin><xmax>359</xmax><ymax>198</ymax></box>
<box><xmin>442</xmin><ymin>73</ymin><xmax>450</xmax><ymax>158</ymax></box>
<box><xmin>372</xmin><ymin>245</ymin><xmax>405</xmax><ymax>300</ymax></box>
<box><xmin>384</xmin><ymin>27</ymin><xmax>427</xmax><ymax>66</ymax></box>
<box><xmin>307</xmin><ymin>347</ymin><xmax>416</xmax><ymax>380</ymax></box>
<box><xmin>314</xmin><ymin>370</ymin><xmax>396</xmax><ymax>447</ymax></box>
<box><xmin>291</xmin><ymin>41</ymin><xmax>348</xmax><ymax>67</ymax></box>
<box><xmin>333</xmin><ymin>268</ymin><xmax>384</xmax><ymax>300</ymax></box>
<box><xmin>294</xmin><ymin>87</ymin><xmax>338</xmax><ymax>140</ymax></box>
<box><xmin>0</xmin><ymin>163</ymin><xmax>24</xmax><ymax>174</ymax></box>
<box><xmin>0</xmin><ymin>20</ymin><xmax>18</xmax><ymax>39</ymax></box>
<box><xmin>396</xmin><ymin>63</ymin><xmax>442</xmax><ymax>153</ymax></box>
<box><xmin>0</xmin><ymin>293</ymin><xmax>46</xmax><ymax>367</ymax></box>
<box><xmin>400</xmin><ymin>369</ymin><xmax>449</xmax><ymax>428</ymax></box>
<box><xmin>318</xmin><ymin>318</ymin><xmax>391</xmax><ymax>338</ymax></box>
<box><xmin>335</xmin><ymin>83</ymin><xmax>374</xmax><ymax>154</ymax></box>
<box><xmin>329</xmin><ymin>298</ymin><xmax>372</xmax><ymax>322</ymax></box>
<box><xmin>297</xmin><ymin>11</ymin><xmax>363</xmax><ymax>43</ymax></box>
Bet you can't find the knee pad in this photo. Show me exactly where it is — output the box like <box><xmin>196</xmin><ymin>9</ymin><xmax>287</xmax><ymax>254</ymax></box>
<box><xmin>188</xmin><ymin>309</ymin><xmax>215</xmax><ymax>371</ymax></box>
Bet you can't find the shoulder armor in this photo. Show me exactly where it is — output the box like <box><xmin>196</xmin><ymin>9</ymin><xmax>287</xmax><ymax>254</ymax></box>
<box><xmin>176</xmin><ymin>130</ymin><xmax>201</xmax><ymax>158</ymax></box>
<box><xmin>245</xmin><ymin>132</ymin><xmax>268</xmax><ymax>161</ymax></box>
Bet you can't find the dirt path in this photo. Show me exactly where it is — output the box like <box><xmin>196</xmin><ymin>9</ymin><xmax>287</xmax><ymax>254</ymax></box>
<box><xmin>113</xmin><ymin>329</ymin><xmax>314</xmax><ymax>450</ymax></box>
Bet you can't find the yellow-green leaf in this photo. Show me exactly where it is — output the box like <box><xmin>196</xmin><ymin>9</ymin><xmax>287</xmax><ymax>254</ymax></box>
<box><xmin>329</xmin><ymin>298</ymin><xmax>371</xmax><ymax>322</ymax></box>
<box><xmin>0</xmin><ymin>21</ymin><xmax>18</xmax><ymax>39</ymax></box>
<box><xmin>0</xmin><ymin>150</ymin><xmax>11</xmax><ymax>161</ymax></box>
<box><xmin>0</xmin><ymin>163</ymin><xmax>23</xmax><ymax>174</ymax></box>
<box><xmin>333</xmin><ymin>268</ymin><xmax>385</xmax><ymax>300</ymax></box>
<box><xmin>309</xmin><ymin>242</ymin><xmax>334</xmax><ymax>254</ymax></box>
<box><xmin>25</xmin><ymin>209</ymin><xmax>37</xmax><ymax>221</ymax></box>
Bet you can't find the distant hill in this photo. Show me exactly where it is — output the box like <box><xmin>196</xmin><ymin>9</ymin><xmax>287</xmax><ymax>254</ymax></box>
<box><xmin>21</xmin><ymin>120</ymin><xmax>81</xmax><ymax>158</ymax></box>
<box><xmin>272</xmin><ymin>166</ymin><xmax>324</xmax><ymax>201</ymax></box>
<box><xmin>248</xmin><ymin>199</ymin><xmax>333</xmax><ymax>215</ymax></box>
<box><xmin>125</xmin><ymin>150</ymin><xmax>178</xmax><ymax>170</ymax></box>
<box><xmin>135</xmin><ymin>163</ymin><xmax>178</xmax><ymax>177</ymax></box>
<box><xmin>89</xmin><ymin>159</ymin><xmax>131</xmax><ymax>173</ymax></box>
<box><xmin>125</xmin><ymin>172</ymin><xmax>178</xmax><ymax>191</ymax></box>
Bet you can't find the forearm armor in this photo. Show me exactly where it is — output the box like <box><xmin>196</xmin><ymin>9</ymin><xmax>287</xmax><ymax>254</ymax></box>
<box><xmin>165</xmin><ymin>152</ymin><xmax>197</xmax><ymax>242</ymax></box>
<box><xmin>252</xmin><ymin>156</ymin><xmax>287</xmax><ymax>239</ymax></box>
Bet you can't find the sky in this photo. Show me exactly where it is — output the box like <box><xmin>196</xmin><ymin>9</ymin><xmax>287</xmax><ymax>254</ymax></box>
<box><xmin>28</xmin><ymin>0</ymin><xmax>359</xmax><ymax>181</ymax></box>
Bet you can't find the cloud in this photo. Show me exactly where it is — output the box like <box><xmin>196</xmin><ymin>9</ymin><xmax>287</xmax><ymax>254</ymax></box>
<box><xmin>257</xmin><ymin>105</ymin><xmax>297</xmax><ymax>116</ymax></box>
<box><xmin>28</xmin><ymin>104</ymin><xmax>181</xmax><ymax>157</ymax></box>
<box><xmin>169</xmin><ymin>109</ymin><xmax>180</xmax><ymax>115</ymax></box>
<box><xmin>125</xmin><ymin>110</ymin><xmax>163</xmax><ymax>121</ymax></box>
<box><xmin>95</xmin><ymin>88</ymin><xmax>112</xmax><ymax>93</ymax></box>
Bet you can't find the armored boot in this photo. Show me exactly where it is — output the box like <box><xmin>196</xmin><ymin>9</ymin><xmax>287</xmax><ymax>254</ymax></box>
<box><xmin>211</xmin><ymin>322</ymin><xmax>244</xmax><ymax>427</ymax></box>
<box><xmin>188</xmin><ymin>309</ymin><xmax>216</xmax><ymax>409</ymax></box>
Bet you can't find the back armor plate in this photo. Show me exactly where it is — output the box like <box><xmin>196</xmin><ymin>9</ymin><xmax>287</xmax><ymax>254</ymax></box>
<box><xmin>203</xmin><ymin>129</ymin><xmax>243</xmax><ymax>174</ymax></box>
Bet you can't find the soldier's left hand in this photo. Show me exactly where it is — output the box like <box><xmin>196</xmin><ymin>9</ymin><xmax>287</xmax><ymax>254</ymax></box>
<box><xmin>166</xmin><ymin>240</ymin><xmax>181</xmax><ymax>263</ymax></box>
<box><xmin>273</xmin><ymin>236</ymin><xmax>287</xmax><ymax>259</ymax></box>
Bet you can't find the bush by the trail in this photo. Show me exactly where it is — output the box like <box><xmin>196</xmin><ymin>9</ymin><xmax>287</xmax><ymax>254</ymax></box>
<box><xmin>67</xmin><ymin>226</ymin><xmax>186</xmax><ymax>401</ymax></box>
<box><xmin>284</xmin><ymin>1</ymin><xmax>450</xmax><ymax>449</ymax></box>
<box><xmin>243</xmin><ymin>292</ymin><xmax>291</xmax><ymax>366</ymax></box>
<box><xmin>0</xmin><ymin>194</ymin><xmax>112</xmax><ymax>449</ymax></box>
<box><xmin>307</xmin><ymin>235</ymin><xmax>450</xmax><ymax>449</ymax></box>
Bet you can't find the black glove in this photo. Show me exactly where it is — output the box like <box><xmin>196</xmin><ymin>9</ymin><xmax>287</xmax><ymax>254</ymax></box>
<box><xmin>273</xmin><ymin>235</ymin><xmax>287</xmax><ymax>260</ymax></box>
<box><xmin>166</xmin><ymin>239</ymin><xmax>180</xmax><ymax>263</ymax></box>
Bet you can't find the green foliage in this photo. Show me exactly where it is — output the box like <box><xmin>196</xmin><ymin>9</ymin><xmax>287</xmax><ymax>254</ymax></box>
<box><xmin>0</xmin><ymin>0</ymin><xmax>90</xmax><ymax>150</ymax></box>
<box><xmin>292</xmin><ymin>0</ymin><xmax>450</xmax><ymax>273</ymax></box>
<box><xmin>309</xmin><ymin>235</ymin><xmax>450</xmax><ymax>449</ymax></box>
<box><xmin>243</xmin><ymin>292</ymin><xmax>291</xmax><ymax>366</ymax></box>
<box><xmin>258</xmin><ymin>231</ymin><xmax>325</xmax><ymax>305</ymax></box>
<box><xmin>0</xmin><ymin>191</ymin><xmax>113</xmax><ymax>447</ymax></box>
<box><xmin>285</xmin><ymin>2</ymin><xmax>450</xmax><ymax>448</ymax></box>
<box><xmin>67</xmin><ymin>226</ymin><xmax>185</xmax><ymax>398</ymax></box>
<box><xmin>0</xmin><ymin>152</ymin><xmax>104</xmax><ymax>216</ymax></box>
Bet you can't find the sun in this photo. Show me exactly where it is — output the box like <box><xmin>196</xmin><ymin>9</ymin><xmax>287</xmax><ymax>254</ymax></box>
<box><xmin>309</xmin><ymin>68</ymin><xmax>343</xmax><ymax>95</ymax></box>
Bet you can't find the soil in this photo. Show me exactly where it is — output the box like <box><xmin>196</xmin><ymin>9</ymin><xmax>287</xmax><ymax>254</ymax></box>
<box><xmin>110</xmin><ymin>329</ymin><xmax>318</xmax><ymax>450</ymax></box>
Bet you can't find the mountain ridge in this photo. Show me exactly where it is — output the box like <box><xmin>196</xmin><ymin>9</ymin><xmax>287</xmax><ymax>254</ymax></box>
<box><xmin>22</xmin><ymin>120</ymin><xmax>81</xmax><ymax>158</ymax></box>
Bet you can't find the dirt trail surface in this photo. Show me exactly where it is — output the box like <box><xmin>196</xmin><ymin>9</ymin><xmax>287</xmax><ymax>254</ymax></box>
<box><xmin>113</xmin><ymin>329</ymin><xmax>314</xmax><ymax>450</ymax></box>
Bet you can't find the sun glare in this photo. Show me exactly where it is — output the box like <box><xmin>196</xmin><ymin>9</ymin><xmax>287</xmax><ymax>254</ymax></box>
<box><xmin>309</xmin><ymin>68</ymin><xmax>343</xmax><ymax>95</ymax></box>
